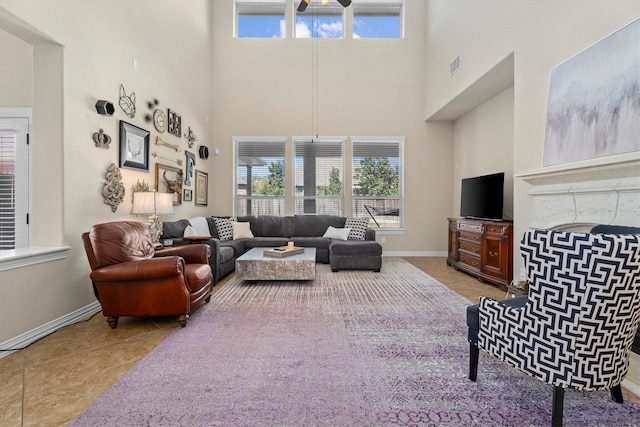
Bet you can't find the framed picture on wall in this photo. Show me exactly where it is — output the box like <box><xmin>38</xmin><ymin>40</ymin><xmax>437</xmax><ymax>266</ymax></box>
<box><xmin>155</xmin><ymin>163</ymin><xmax>183</xmax><ymax>205</ymax></box>
<box><xmin>119</xmin><ymin>121</ymin><xmax>149</xmax><ymax>171</ymax></box>
<box><xmin>184</xmin><ymin>188</ymin><xmax>193</xmax><ymax>202</ymax></box>
<box><xmin>167</xmin><ymin>108</ymin><xmax>182</xmax><ymax>137</ymax></box>
<box><xmin>194</xmin><ymin>169</ymin><xmax>208</xmax><ymax>207</ymax></box>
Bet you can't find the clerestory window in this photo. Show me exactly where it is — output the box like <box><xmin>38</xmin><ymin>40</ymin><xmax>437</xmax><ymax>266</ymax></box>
<box><xmin>295</xmin><ymin>2</ymin><xmax>344</xmax><ymax>38</ymax></box>
<box><xmin>352</xmin><ymin>1</ymin><xmax>404</xmax><ymax>39</ymax></box>
<box><xmin>235</xmin><ymin>0</ymin><xmax>286</xmax><ymax>38</ymax></box>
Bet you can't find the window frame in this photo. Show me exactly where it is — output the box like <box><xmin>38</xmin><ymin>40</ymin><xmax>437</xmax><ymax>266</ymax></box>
<box><xmin>293</xmin><ymin>136</ymin><xmax>346</xmax><ymax>216</ymax></box>
<box><xmin>351</xmin><ymin>136</ymin><xmax>404</xmax><ymax>230</ymax></box>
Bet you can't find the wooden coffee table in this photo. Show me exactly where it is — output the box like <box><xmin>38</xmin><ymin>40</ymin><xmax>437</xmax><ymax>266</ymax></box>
<box><xmin>235</xmin><ymin>247</ymin><xmax>316</xmax><ymax>282</ymax></box>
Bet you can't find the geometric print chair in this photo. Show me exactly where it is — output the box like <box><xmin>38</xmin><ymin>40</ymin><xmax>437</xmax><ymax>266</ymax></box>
<box><xmin>467</xmin><ymin>229</ymin><xmax>640</xmax><ymax>426</ymax></box>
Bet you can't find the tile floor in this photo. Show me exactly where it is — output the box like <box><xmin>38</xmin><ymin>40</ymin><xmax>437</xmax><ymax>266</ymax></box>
<box><xmin>0</xmin><ymin>257</ymin><xmax>637</xmax><ymax>426</ymax></box>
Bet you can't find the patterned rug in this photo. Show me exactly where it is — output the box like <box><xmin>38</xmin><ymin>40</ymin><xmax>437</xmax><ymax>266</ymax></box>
<box><xmin>71</xmin><ymin>258</ymin><xmax>640</xmax><ymax>426</ymax></box>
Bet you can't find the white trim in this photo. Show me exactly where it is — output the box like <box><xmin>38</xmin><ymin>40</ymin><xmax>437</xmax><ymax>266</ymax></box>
<box><xmin>233</xmin><ymin>135</ymin><xmax>288</xmax><ymax>144</ymax></box>
<box><xmin>0</xmin><ymin>301</ymin><xmax>101</xmax><ymax>359</ymax></box>
<box><xmin>0</xmin><ymin>246</ymin><xmax>71</xmax><ymax>272</ymax></box>
<box><xmin>622</xmin><ymin>378</ymin><xmax>640</xmax><ymax>400</ymax></box>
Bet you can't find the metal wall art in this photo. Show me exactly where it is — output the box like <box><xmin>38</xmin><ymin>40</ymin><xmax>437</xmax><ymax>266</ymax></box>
<box><xmin>119</xmin><ymin>121</ymin><xmax>150</xmax><ymax>171</ymax></box>
<box><xmin>156</xmin><ymin>135</ymin><xmax>180</xmax><ymax>152</ymax></box>
<box><xmin>184</xmin><ymin>126</ymin><xmax>198</xmax><ymax>148</ymax></box>
<box><xmin>151</xmin><ymin>152</ymin><xmax>182</xmax><ymax>166</ymax></box>
<box><xmin>132</xmin><ymin>179</ymin><xmax>149</xmax><ymax>192</ymax></box>
<box><xmin>95</xmin><ymin>100</ymin><xmax>115</xmax><ymax>116</ymax></box>
<box><xmin>184</xmin><ymin>151</ymin><xmax>196</xmax><ymax>186</ymax></box>
<box><xmin>92</xmin><ymin>129</ymin><xmax>111</xmax><ymax>148</ymax></box>
<box><xmin>102</xmin><ymin>163</ymin><xmax>126</xmax><ymax>212</ymax></box>
<box><xmin>118</xmin><ymin>84</ymin><xmax>136</xmax><ymax>118</ymax></box>
<box><xmin>167</xmin><ymin>109</ymin><xmax>181</xmax><ymax>137</ymax></box>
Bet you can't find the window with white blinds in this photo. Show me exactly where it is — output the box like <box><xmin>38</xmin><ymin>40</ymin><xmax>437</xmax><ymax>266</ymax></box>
<box><xmin>0</xmin><ymin>116</ymin><xmax>30</xmax><ymax>250</ymax></box>
<box><xmin>351</xmin><ymin>137</ymin><xmax>403</xmax><ymax>228</ymax></box>
<box><xmin>234</xmin><ymin>137</ymin><xmax>286</xmax><ymax>216</ymax></box>
<box><xmin>294</xmin><ymin>137</ymin><xmax>344</xmax><ymax>215</ymax></box>
<box><xmin>352</xmin><ymin>1</ymin><xmax>404</xmax><ymax>39</ymax></box>
<box><xmin>235</xmin><ymin>0</ymin><xmax>286</xmax><ymax>38</ymax></box>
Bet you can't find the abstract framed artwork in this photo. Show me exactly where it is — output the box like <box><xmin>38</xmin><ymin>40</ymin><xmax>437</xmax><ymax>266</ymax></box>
<box><xmin>119</xmin><ymin>121</ymin><xmax>149</xmax><ymax>171</ymax></box>
<box><xmin>543</xmin><ymin>18</ymin><xmax>640</xmax><ymax>166</ymax></box>
<box><xmin>194</xmin><ymin>169</ymin><xmax>208</xmax><ymax>207</ymax></box>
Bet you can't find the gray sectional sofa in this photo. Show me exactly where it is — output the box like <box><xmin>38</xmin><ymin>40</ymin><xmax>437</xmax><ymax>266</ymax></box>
<box><xmin>161</xmin><ymin>215</ymin><xmax>382</xmax><ymax>284</ymax></box>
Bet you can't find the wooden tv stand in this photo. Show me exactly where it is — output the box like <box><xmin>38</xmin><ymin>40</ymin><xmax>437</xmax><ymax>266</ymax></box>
<box><xmin>447</xmin><ymin>218</ymin><xmax>513</xmax><ymax>290</ymax></box>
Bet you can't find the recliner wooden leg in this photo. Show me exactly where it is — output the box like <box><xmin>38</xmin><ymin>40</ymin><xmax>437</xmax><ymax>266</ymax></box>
<box><xmin>610</xmin><ymin>384</ymin><xmax>624</xmax><ymax>403</ymax></box>
<box><xmin>107</xmin><ymin>316</ymin><xmax>119</xmax><ymax>329</ymax></box>
<box><xmin>469</xmin><ymin>342</ymin><xmax>479</xmax><ymax>382</ymax></box>
<box><xmin>178</xmin><ymin>315</ymin><xmax>189</xmax><ymax>327</ymax></box>
<box><xmin>552</xmin><ymin>386</ymin><xmax>564</xmax><ymax>427</ymax></box>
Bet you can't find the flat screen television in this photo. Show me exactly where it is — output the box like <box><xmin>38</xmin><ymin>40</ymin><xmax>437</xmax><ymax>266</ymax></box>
<box><xmin>460</xmin><ymin>172</ymin><xmax>504</xmax><ymax>221</ymax></box>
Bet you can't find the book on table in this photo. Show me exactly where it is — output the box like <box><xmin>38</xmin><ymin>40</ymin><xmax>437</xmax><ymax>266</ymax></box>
<box><xmin>263</xmin><ymin>246</ymin><xmax>304</xmax><ymax>258</ymax></box>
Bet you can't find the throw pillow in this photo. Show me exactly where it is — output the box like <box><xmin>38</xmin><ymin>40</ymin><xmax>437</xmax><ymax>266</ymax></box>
<box><xmin>232</xmin><ymin>221</ymin><xmax>254</xmax><ymax>239</ymax></box>
<box><xmin>323</xmin><ymin>226</ymin><xmax>351</xmax><ymax>240</ymax></box>
<box><xmin>213</xmin><ymin>217</ymin><xmax>234</xmax><ymax>241</ymax></box>
<box><xmin>183</xmin><ymin>225</ymin><xmax>196</xmax><ymax>237</ymax></box>
<box><xmin>345</xmin><ymin>217</ymin><xmax>369</xmax><ymax>240</ymax></box>
<box><xmin>188</xmin><ymin>216</ymin><xmax>211</xmax><ymax>237</ymax></box>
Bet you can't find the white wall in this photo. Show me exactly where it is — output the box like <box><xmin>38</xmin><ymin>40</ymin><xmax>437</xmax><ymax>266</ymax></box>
<box><xmin>0</xmin><ymin>27</ymin><xmax>31</xmax><ymax>107</ymax></box>
<box><xmin>208</xmin><ymin>0</ymin><xmax>453</xmax><ymax>255</ymax></box>
<box><xmin>0</xmin><ymin>0</ymin><xmax>212</xmax><ymax>342</ymax></box>
<box><xmin>452</xmin><ymin>87</ymin><xmax>514</xmax><ymax>220</ymax></box>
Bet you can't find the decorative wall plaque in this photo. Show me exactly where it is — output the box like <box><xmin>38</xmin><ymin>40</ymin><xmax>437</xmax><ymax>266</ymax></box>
<box><xmin>102</xmin><ymin>163</ymin><xmax>126</xmax><ymax>212</ymax></box>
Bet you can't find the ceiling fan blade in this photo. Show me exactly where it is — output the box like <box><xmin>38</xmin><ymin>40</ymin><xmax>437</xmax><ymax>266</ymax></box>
<box><xmin>297</xmin><ymin>0</ymin><xmax>310</xmax><ymax>12</ymax></box>
<box><xmin>336</xmin><ymin>0</ymin><xmax>352</xmax><ymax>7</ymax></box>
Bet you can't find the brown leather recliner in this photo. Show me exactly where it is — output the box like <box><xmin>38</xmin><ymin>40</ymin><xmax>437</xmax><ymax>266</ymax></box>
<box><xmin>82</xmin><ymin>221</ymin><xmax>213</xmax><ymax>328</ymax></box>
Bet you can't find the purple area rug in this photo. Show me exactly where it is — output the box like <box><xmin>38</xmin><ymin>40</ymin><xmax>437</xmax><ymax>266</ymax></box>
<box><xmin>71</xmin><ymin>258</ymin><xmax>640</xmax><ymax>426</ymax></box>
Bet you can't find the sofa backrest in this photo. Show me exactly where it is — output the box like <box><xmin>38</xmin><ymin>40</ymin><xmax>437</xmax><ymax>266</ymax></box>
<box><xmin>237</xmin><ymin>215</ymin><xmax>294</xmax><ymax>237</ymax></box>
<box><xmin>294</xmin><ymin>215</ymin><xmax>346</xmax><ymax>237</ymax></box>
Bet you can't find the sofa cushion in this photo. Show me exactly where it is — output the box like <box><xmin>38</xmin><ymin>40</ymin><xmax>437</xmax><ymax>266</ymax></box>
<box><xmin>183</xmin><ymin>225</ymin><xmax>195</xmax><ymax>237</ymax></box>
<box><xmin>232</xmin><ymin>221</ymin><xmax>254</xmax><ymax>239</ymax></box>
<box><xmin>161</xmin><ymin>219</ymin><xmax>190</xmax><ymax>239</ymax></box>
<box><xmin>218</xmin><ymin>246</ymin><xmax>235</xmax><ymax>264</ymax></box>
<box><xmin>345</xmin><ymin>217</ymin><xmax>370</xmax><ymax>240</ymax></box>
<box><xmin>292</xmin><ymin>236</ymin><xmax>331</xmax><ymax>251</ymax></box>
<box><xmin>245</xmin><ymin>237</ymin><xmax>289</xmax><ymax>249</ymax></box>
<box><xmin>213</xmin><ymin>217</ymin><xmax>234</xmax><ymax>241</ymax></box>
<box><xmin>220</xmin><ymin>239</ymin><xmax>247</xmax><ymax>258</ymax></box>
<box><xmin>294</xmin><ymin>215</ymin><xmax>346</xmax><ymax>237</ymax></box>
<box><xmin>330</xmin><ymin>240</ymin><xmax>382</xmax><ymax>256</ymax></box>
<box><xmin>323</xmin><ymin>226</ymin><xmax>350</xmax><ymax>240</ymax></box>
<box><xmin>246</xmin><ymin>215</ymin><xmax>294</xmax><ymax>237</ymax></box>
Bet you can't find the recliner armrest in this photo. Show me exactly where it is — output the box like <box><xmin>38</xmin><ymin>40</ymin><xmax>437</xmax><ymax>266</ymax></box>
<box><xmin>90</xmin><ymin>257</ymin><xmax>184</xmax><ymax>282</ymax></box>
<box><xmin>155</xmin><ymin>244</ymin><xmax>211</xmax><ymax>264</ymax></box>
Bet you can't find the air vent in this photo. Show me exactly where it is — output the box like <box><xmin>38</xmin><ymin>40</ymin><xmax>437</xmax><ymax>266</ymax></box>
<box><xmin>449</xmin><ymin>54</ymin><xmax>461</xmax><ymax>76</ymax></box>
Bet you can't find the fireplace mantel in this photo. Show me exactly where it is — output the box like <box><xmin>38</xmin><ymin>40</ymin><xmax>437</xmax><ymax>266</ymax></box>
<box><xmin>517</xmin><ymin>152</ymin><xmax>640</xmax><ymax>230</ymax></box>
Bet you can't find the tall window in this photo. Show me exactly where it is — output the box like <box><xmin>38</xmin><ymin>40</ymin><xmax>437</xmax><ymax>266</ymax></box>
<box><xmin>295</xmin><ymin>2</ymin><xmax>344</xmax><ymax>38</ymax></box>
<box><xmin>235</xmin><ymin>0</ymin><xmax>286</xmax><ymax>38</ymax></box>
<box><xmin>352</xmin><ymin>1</ymin><xmax>403</xmax><ymax>39</ymax></box>
<box><xmin>352</xmin><ymin>137</ymin><xmax>403</xmax><ymax>228</ymax></box>
<box><xmin>294</xmin><ymin>137</ymin><xmax>344</xmax><ymax>215</ymax></box>
<box><xmin>0</xmin><ymin>112</ymin><xmax>30</xmax><ymax>250</ymax></box>
<box><xmin>234</xmin><ymin>137</ymin><xmax>286</xmax><ymax>216</ymax></box>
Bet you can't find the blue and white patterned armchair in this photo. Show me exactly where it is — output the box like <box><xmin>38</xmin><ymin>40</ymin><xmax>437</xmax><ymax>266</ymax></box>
<box><xmin>467</xmin><ymin>229</ymin><xmax>640</xmax><ymax>426</ymax></box>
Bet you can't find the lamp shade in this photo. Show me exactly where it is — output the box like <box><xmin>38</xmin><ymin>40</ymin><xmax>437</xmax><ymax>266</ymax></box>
<box><xmin>131</xmin><ymin>192</ymin><xmax>174</xmax><ymax>215</ymax></box>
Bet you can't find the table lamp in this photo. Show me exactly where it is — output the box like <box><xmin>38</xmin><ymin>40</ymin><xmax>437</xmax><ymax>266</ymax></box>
<box><xmin>131</xmin><ymin>191</ymin><xmax>174</xmax><ymax>246</ymax></box>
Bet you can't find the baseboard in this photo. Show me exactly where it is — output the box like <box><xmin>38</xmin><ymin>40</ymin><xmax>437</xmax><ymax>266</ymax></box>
<box><xmin>0</xmin><ymin>301</ymin><xmax>101</xmax><ymax>359</ymax></box>
<box><xmin>622</xmin><ymin>378</ymin><xmax>640</xmax><ymax>399</ymax></box>
<box><xmin>383</xmin><ymin>251</ymin><xmax>448</xmax><ymax>257</ymax></box>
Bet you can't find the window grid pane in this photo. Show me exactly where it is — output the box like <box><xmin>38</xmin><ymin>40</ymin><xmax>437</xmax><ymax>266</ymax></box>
<box><xmin>294</xmin><ymin>139</ymin><xmax>344</xmax><ymax>215</ymax></box>
<box><xmin>352</xmin><ymin>140</ymin><xmax>402</xmax><ymax>228</ymax></box>
<box><xmin>295</xmin><ymin>4</ymin><xmax>344</xmax><ymax>38</ymax></box>
<box><xmin>236</xmin><ymin>1</ymin><xmax>286</xmax><ymax>38</ymax></box>
<box><xmin>236</xmin><ymin>139</ymin><xmax>286</xmax><ymax>216</ymax></box>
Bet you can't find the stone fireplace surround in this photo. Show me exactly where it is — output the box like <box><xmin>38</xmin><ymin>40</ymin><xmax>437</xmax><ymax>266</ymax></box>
<box><xmin>518</xmin><ymin>151</ymin><xmax>640</xmax><ymax>396</ymax></box>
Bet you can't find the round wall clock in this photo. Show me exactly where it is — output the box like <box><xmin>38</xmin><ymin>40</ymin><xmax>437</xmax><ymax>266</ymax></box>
<box><xmin>153</xmin><ymin>109</ymin><xmax>167</xmax><ymax>133</ymax></box>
